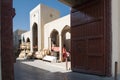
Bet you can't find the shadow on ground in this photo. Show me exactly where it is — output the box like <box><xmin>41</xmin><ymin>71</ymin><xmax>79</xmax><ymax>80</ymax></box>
<box><xmin>14</xmin><ymin>61</ymin><xmax>67</xmax><ymax>80</ymax></box>
<box><xmin>14</xmin><ymin>60</ymin><xmax>114</xmax><ymax>80</ymax></box>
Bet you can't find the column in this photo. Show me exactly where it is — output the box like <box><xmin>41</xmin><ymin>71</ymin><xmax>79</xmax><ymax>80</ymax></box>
<box><xmin>48</xmin><ymin>37</ymin><xmax>51</xmax><ymax>51</ymax></box>
<box><xmin>30</xmin><ymin>30</ymin><xmax>33</xmax><ymax>52</ymax></box>
<box><xmin>59</xmin><ymin>35</ymin><xmax>62</xmax><ymax>61</ymax></box>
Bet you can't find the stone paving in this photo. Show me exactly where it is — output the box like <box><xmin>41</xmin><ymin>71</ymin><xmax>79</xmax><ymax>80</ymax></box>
<box><xmin>14</xmin><ymin>59</ymin><xmax>117</xmax><ymax>80</ymax></box>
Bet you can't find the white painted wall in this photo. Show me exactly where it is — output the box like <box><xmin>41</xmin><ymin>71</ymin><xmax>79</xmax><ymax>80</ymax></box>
<box><xmin>112</xmin><ymin>0</ymin><xmax>120</xmax><ymax>76</ymax></box>
<box><xmin>30</xmin><ymin>4</ymin><xmax>60</xmax><ymax>52</ymax></box>
<box><xmin>44</xmin><ymin>14</ymin><xmax>70</xmax><ymax>49</ymax></box>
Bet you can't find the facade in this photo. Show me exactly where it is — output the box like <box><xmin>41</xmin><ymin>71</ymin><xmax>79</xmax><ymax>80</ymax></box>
<box><xmin>30</xmin><ymin>4</ymin><xmax>60</xmax><ymax>52</ymax></box>
<box><xmin>30</xmin><ymin>4</ymin><xmax>71</xmax><ymax>61</ymax></box>
<box><xmin>21</xmin><ymin>4</ymin><xmax>71</xmax><ymax>61</ymax></box>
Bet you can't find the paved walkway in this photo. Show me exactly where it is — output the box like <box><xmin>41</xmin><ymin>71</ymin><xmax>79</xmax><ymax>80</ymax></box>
<box><xmin>14</xmin><ymin>59</ymin><xmax>116</xmax><ymax>80</ymax></box>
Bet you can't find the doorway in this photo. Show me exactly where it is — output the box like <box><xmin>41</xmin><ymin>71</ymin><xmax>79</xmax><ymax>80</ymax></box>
<box><xmin>50</xmin><ymin>29</ymin><xmax>59</xmax><ymax>47</ymax></box>
<box><xmin>32</xmin><ymin>23</ymin><xmax>38</xmax><ymax>52</ymax></box>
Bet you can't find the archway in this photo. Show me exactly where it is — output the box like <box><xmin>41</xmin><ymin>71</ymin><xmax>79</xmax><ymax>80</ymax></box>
<box><xmin>50</xmin><ymin>29</ymin><xmax>59</xmax><ymax>47</ymax></box>
<box><xmin>32</xmin><ymin>23</ymin><xmax>38</xmax><ymax>52</ymax></box>
<box><xmin>61</xmin><ymin>25</ymin><xmax>71</xmax><ymax>51</ymax></box>
<box><xmin>22</xmin><ymin>36</ymin><xmax>25</xmax><ymax>43</ymax></box>
<box><xmin>26</xmin><ymin>38</ymin><xmax>30</xmax><ymax>43</ymax></box>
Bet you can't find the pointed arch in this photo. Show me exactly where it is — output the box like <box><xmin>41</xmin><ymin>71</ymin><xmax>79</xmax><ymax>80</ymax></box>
<box><xmin>61</xmin><ymin>25</ymin><xmax>71</xmax><ymax>51</ymax></box>
<box><xmin>50</xmin><ymin>29</ymin><xmax>59</xmax><ymax>47</ymax></box>
<box><xmin>22</xmin><ymin>36</ymin><xmax>25</xmax><ymax>43</ymax></box>
<box><xmin>32</xmin><ymin>23</ymin><xmax>38</xmax><ymax>51</ymax></box>
<box><xmin>26</xmin><ymin>37</ymin><xmax>30</xmax><ymax>42</ymax></box>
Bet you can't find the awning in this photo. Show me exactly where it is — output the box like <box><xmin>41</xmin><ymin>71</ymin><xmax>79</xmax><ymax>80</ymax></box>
<box><xmin>58</xmin><ymin>0</ymin><xmax>89</xmax><ymax>7</ymax></box>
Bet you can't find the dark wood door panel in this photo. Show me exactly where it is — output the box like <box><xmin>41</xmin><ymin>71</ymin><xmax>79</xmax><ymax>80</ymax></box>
<box><xmin>71</xmin><ymin>40</ymin><xmax>87</xmax><ymax>70</ymax></box>
<box><xmin>71</xmin><ymin>0</ymin><xmax>111</xmax><ymax>76</ymax></box>
<box><xmin>71</xmin><ymin>21</ymin><xmax>104</xmax><ymax>38</ymax></box>
<box><xmin>72</xmin><ymin>36</ymin><xmax>105</xmax><ymax>73</ymax></box>
<box><xmin>87</xmin><ymin>38</ymin><xmax>104</xmax><ymax>56</ymax></box>
<box><xmin>87</xmin><ymin>56</ymin><xmax>105</xmax><ymax>75</ymax></box>
<box><xmin>71</xmin><ymin>0</ymin><xmax>103</xmax><ymax>27</ymax></box>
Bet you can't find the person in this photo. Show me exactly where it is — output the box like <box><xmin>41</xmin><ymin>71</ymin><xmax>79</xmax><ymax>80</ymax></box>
<box><xmin>62</xmin><ymin>44</ymin><xmax>67</xmax><ymax>62</ymax></box>
<box><xmin>66</xmin><ymin>49</ymin><xmax>71</xmax><ymax>61</ymax></box>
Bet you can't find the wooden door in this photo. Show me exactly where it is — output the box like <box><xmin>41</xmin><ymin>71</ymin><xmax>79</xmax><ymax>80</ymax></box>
<box><xmin>71</xmin><ymin>0</ymin><xmax>111</xmax><ymax>76</ymax></box>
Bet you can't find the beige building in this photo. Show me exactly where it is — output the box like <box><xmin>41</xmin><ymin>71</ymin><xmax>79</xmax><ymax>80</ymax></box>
<box><xmin>19</xmin><ymin>4</ymin><xmax>71</xmax><ymax>61</ymax></box>
<box><xmin>30</xmin><ymin>4</ymin><xmax>60</xmax><ymax>52</ymax></box>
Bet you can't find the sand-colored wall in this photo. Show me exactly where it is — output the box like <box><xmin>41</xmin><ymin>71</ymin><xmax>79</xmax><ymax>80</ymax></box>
<box><xmin>30</xmin><ymin>4</ymin><xmax>60</xmax><ymax>52</ymax></box>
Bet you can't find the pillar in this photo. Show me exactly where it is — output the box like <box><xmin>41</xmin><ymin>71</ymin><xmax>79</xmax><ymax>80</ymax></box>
<box><xmin>48</xmin><ymin>37</ymin><xmax>51</xmax><ymax>51</ymax></box>
<box><xmin>59</xmin><ymin>34</ymin><xmax>62</xmax><ymax>61</ymax></box>
<box><xmin>30</xmin><ymin>30</ymin><xmax>33</xmax><ymax>52</ymax></box>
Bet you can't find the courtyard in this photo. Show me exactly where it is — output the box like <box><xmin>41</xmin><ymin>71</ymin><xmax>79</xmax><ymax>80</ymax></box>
<box><xmin>2</xmin><ymin>0</ymin><xmax>120</xmax><ymax>80</ymax></box>
<box><xmin>14</xmin><ymin>59</ymin><xmax>114</xmax><ymax>80</ymax></box>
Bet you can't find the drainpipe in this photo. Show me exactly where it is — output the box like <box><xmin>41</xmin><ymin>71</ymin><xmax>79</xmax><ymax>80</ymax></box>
<box><xmin>48</xmin><ymin>37</ymin><xmax>51</xmax><ymax>52</ymax></box>
<box><xmin>114</xmin><ymin>62</ymin><xmax>118</xmax><ymax>80</ymax></box>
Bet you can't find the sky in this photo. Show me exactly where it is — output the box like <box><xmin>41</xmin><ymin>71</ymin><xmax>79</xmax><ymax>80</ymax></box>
<box><xmin>13</xmin><ymin>0</ymin><xmax>70</xmax><ymax>31</ymax></box>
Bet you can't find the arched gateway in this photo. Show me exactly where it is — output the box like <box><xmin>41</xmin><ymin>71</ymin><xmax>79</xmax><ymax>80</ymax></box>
<box><xmin>32</xmin><ymin>23</ymin><xmax>38</xmax><ymax>52</ymax></box>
